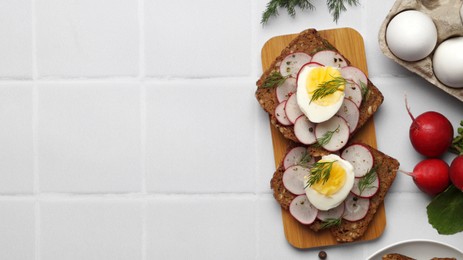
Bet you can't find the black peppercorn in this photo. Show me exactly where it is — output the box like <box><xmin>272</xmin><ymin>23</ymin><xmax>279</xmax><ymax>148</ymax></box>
<box><xmin>318</xmin><ymin>250</ymin><xmax>327</xmax><ymax>259</ymax></box>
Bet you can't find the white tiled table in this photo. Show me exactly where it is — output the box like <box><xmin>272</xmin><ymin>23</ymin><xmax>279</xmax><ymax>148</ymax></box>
<box><xmin>0</xmin><ymin>0</ymin><xmax>462</xmax><ymax>259</ymax></box>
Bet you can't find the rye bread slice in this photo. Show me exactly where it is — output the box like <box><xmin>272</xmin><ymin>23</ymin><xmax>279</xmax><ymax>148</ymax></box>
<box><xmin>255</xmin><ymin>28</ymin><xmax>384</xmax><ymax>145</ymax></box>
<box><xmin>270</xmin><ymin>143</ymin><xmax>399</xmax><ymax>242</ymax></box>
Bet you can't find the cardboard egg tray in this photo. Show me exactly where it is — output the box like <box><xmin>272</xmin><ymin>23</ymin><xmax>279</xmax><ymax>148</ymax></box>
<box><xmin>378</xmin><ymin>0</ymin><xmax>463</xmax><ymax>102</ymax></box>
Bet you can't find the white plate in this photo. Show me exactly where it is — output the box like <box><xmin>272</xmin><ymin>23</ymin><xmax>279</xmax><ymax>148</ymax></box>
<box><xmin>367</xmin><ymin>239</ymin><xmax>463</xmax><ymax>260</ymax></box>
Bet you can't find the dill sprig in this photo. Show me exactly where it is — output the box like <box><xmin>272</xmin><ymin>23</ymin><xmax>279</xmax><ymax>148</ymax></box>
<box><xmin>358</xmin><ymin>167</ymin><xmax>377</xmax><ymax>195</ymax></box>
<box><xmin>320</xmin><ymin>218</ymin><xmax>342</xmax><ymax>229</ymax></box>
<box><xmin>316</xmin><ymin>125</ymin><xmax>340</xmax><ymax>146</ymax></box>
<box><xmin>359</xmin><ymin>81</ymin><xmax>369</xmax><ymax>101</ymax></box>
<box><xmin>261</xmin><ymin>71</ymin><xmax>289</xmax><ymax>88</ymax></box>
<box><xmin>310</xmin><ymin>76</ymin><xmax>347</xmax><ymax>103</ymax></box>
<box><xmin>305</xmin><ymin>160</ymin><xmax>336</xmax><ymax>188</ymax></box>
<box><xmin>261</xmin><ymin>0</ymin><xmax>359</xmax><ymax>25</ymax></box>
<box><xmin>297</xmin><ymin>151</ymin><xmax>313</xmax><ymax>167</ymax></box>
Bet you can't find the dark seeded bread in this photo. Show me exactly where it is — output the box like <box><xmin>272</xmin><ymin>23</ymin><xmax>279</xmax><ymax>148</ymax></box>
<box><xmin>382</xmin><ymin>253</ymin><xmax>416</xmax><ymax>260</ymax></box>
<box><xmin>270</xmin><ymin>142</ymin><xmax>399</xmax><ymax>242</ymax></box>
<box><xmin>255</xmin><ymin>29</ymin><xmax>384</xmax><ymax>146</ymax></box>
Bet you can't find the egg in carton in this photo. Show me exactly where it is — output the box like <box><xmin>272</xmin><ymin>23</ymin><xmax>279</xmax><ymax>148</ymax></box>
<box><xmin>378</xmin><ymin>0</ymin><xmax>463</xmax><ymax>102</ymax></box>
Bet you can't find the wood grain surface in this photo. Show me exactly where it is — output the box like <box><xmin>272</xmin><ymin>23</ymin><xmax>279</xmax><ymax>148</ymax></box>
<box><xmin>261</xmin><ymin>28</ymin><xmax>386</xmax><ymax>249</ymax></box>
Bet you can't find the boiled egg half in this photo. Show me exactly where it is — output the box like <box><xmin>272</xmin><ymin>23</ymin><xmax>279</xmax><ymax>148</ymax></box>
<box><xmin>296</xmin><ymin>66</ymin><xmax>345</xmax><ymax>123</ymax></box>
<box><xmin>305</xmin><ymin>154</ymin><xmax>355</xmax><ymax>211</ymax></box>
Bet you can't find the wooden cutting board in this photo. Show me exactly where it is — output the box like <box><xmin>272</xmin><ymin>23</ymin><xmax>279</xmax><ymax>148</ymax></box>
<box><xmin>261</xmin><ymin>28</ymin><xmax>386</xmax><ymax>249</ymax></box>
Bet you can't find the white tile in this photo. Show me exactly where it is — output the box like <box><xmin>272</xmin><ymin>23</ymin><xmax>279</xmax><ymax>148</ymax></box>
<box><xmin>365</xmin><ymin>192</ymin><xmax>463</xmax><ymax>257</ymax></box>
<box><xmin>145</xmin><ymin>80</ymin><xmax>257</xmax><ymax>193</ymax></box>
<box><xmin>40</xmin><ymin>200</ymin><xmax>142</xmax><ymax>260</ymax></box>
<box><xmin>0</xmin><ymin>84</ymin><xmax>34</xmax><ymax>193</ymax></box>
<box><xmin>144</xmin><ymin>0</ymin><xmax>252</xmax><ymax>77</ymax></box>
<box><xmin>0</xmin><ymin>0</ymin><xmax>32</xmax><ymax>78</ymax></box>
<box><xmin>146</xmin><ymin>196</ymin><xmax>256</xmax><ymax>259</ymax></box>
<box><xmin>372</xmin><ymin>76</ymin><xmax>462</xmax><ymax>192</ymax></box>
<box><xmin>255</xmin><ymin>108</ymin><xmax>277</xmax><ymax>193</ymax></box>
<box><xmin>36</xmin><ymin>0</ymin><xmax>138</xmax><ymax>77</ymax></box>
<box><xmin>0</xmin><ymin>200</ymin><xmax>35</xmax><ymax>260</ymax></box>
<box><xmin>256</xmin><ymin>195</ymin><xmax>365</xmax><ymax>259</ymax></box>
<box><xmin>38</xmin><ymin>83</ymin><xmax>142</xmax><ymax>193</ymax></box>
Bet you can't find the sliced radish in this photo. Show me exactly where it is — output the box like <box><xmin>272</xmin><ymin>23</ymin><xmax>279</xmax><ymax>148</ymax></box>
<box><xmin>343</xmin><ymin>193</ymin><xmax>370</xmax><ymax>221</ymax></box>
<box><xmin>282</xmin><ymin>165</ymin><xmax>311</xmax><ymax>195</ymax></box>
<box><xmin>284</xmin><ymin>93</ymin><xmax>303</xmax><ymax>124</ymax></box>
<box><xmin>289</xmin><ymin>194</ymin><xmax>318</xmax><ymax>225</ymax></box>
<box><xmin>279</xmin><ymin>52</ymin><xmax>312</xmax><ymax>78</ymax></box>
<box><xmin>336</xmin><ymin>98</ymin><xmax>360</xmax><ymax>133</ymax></box>
<box><xmin>316</xmin><ymin>201</ymin><xmax>345</xmax><ymax>221</ymax></box>
<box><xmin>341</xmin><ymin>66</ymin><xmax>367</xmax><ymax>107</ymax></box>
<box><xmin>276</xmin><ymin>77</ymin><xmax>297</xmax><ymax>103</ymax></box>
<box><xmin>341</xmin><ymin>144</ymin><xmax>374</xmax><ymax>177</ymax></box>
<box><xmin>351</xmin><ymin>171</ymin><xmax>380</xmax><ymax>198</ymax></box>
<box><xmin>283</xmin><ymin>146</ymin><xmax>314</xmax><ymax>169</ymax></box>
<box><xmin>294</xmin><ymin>115</ymin><xmax>317</xmax><ymax>145</ymax></box>
<box><xmin>311</xmin><ymin>50</ymin><xmax>348</xmax><ymax>68</ymax></box>
<box><xmin>314</xmin><ymin>115</ymin><xmax>350</xmax><ymax>152</ymax></box>
<box><xmin>275</xmin><ymin>101</ymin><xmax>292</xmax><ymax>126</ymax></box>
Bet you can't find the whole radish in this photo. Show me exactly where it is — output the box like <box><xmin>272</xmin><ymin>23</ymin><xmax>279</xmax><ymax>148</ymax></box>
<box><xmin>403</xmin><ymin>159</ymin><xmax>450</xmax><ymax>196</ymax></box>
<box><xmin>406</xmin><ymin>100</ymin><xmax>453</xmax><ymax>157</ymax></box>
<box><xmin>449</xmin><ymin>155</ymin><xmax>463</xmax><ymax>191</ymax></box>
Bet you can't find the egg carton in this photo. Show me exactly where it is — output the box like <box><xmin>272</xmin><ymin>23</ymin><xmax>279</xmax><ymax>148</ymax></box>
<box><xmin>378</xmin><ymin>0</ymin><xmax>463</xmax><ymax>102</ymax></box>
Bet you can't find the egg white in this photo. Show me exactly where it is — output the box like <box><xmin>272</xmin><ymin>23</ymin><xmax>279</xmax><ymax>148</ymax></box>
<box><xmin>305</xmin><ymin>154</ymin><xmax>355</xmax><ymax>211</ymax></box>
<box><xmin>296</xmin><ymin>66</ymin><xmax>345</xmax><ymax>123</ymax></box>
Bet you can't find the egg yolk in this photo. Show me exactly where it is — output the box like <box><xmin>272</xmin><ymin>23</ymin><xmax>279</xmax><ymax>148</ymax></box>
<box><xmin>306</xmin><ymin>66</ymin><xmax>345</xmax><ymax>106</ymax></box>
<box><xmin>311</xmin><ymin>161</ymin><xmax>346</xmax><ymax>196</ymax></box>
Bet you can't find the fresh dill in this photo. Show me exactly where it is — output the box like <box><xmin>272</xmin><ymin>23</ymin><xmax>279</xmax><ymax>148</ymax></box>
<box><xmin>261</xmin><ymin>0</ymin><xmax>359</xmax><ymax>25</ymax></box>
<box><xmin>297</xmin><ymin>151</ymin><xmax>313</xmax><ymax>167</ymax></box>
<box><xmin>310</xmin><ymin>76</ymin><xmax>347</xmax><ymax>103</ymax></box>
<box><xmin>262</xmin><ymin>71</ymin><xmax>289</xmax><ymax>88</ymax></box>
<box><xmin>316</xmin><ymin>125</ymin><xmax>340</xmax><ymax>146</ymax></box>
<box><xmin>359</xmin><ymin>81</ymin><xmax>369</xmax><ymax>101</ymax></box>
<box><xmin>305</xmin><ymin>160</ymin><xmax>336</xmax><ymax>188</ymax></box>
<box><xmin>358</xmin><ymin>167</ymin><xmax>377</xmax><ymax>195</ymax></box>
<box><xmin>320</xmin><ymin>218</ymin><xmax>342</xmax><ymax>229</ymax></box>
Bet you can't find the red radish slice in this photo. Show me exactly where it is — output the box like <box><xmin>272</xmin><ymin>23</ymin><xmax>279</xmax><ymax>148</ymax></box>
<box><xmin>275</xmin><ymin>101</ymin><xmax>292</xmax><ymax>126</ymax></box>
<box><xmin>314</xmin><ymin>115</ymin><xmax>350</xmax><ymax>152</ymax></box>
<box><xmin>341</xmin><ymin>144</ymin><xmax>374</xmax><ymax>177</ymax></box>
<box><xmin>283</xmin><ymin>146</ymin><xmax>314</xmax><ymax>169</ymax></box>
<box><xmin>336</xmin><ymin>98</ymin><xmax>360</xmax><ymax>134</ymax></box>
<box><xmin>284</xmin><ymin>94</ymin><xmax>303</xmax><ymax>124</ymax></box>
<box><xmin>311</xmin><ymin>50</ymin><xmax>348</xmax><ymax>68</ymax></box>
<box><xmin>341</xmin><ymin>66</ymin><xmax>367</xmax><ymax>107</ymax></box>
<box><xmin>279</xmin><ymin>52</ymin><xmax>312</xmax><ymax>77</ymax></box>
<box><xmin>343</xmin><ymin>193</ymin><xmax>370</xmax><ymax>221</ymax></box>
<box><xmin>294</xmin><ymin>115</ymin><xmax>317</xmax><ymax>145</ymax></box>
<box><xmin>316</xmin><ymin>201</ymin><xmax>345</xmax><ymax>221</ymax></box>
<box><xmin>276</xmin><ymin>77</ymin><xmax>297</xmax><ymax>102</ymax></box>
<box><xmin>289</xmin><ymin>194</ymin><xmax>318</xmax><ymax>225</ymax></box>
<box><xmin>351</xmin><ymin>172</ymin><xmax>380</xmax><ymax>198</ymax></box>
<box><xmin>282</xmin><ymin>165</ymin><xmax>311</xmax><ymax>195</ymax></box>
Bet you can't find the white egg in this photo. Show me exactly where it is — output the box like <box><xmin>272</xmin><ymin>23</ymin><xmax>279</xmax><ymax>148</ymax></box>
<box><xmin>433</xmin><ymin>37</ymin><xmax>463</xmax><ymax>88</ymax></box>
<box><xmin>304</xmin><ymin>154</ymin><xmax>355</xmax><ymax>211</ymax></box>
<box><xmin>296</xmin><ymin>66</ymin><xmax>344</xmax><ymax>123</ymax></box>
<box><xmin>386</xmin><ymin>10</ymin><xmax>437</xmax><ymax>61</ymax></box>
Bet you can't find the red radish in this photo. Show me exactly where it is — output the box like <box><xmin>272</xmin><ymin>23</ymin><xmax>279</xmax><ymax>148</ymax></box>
<box><xmin>406</xmin><ymin>99</ymin><xmax>453</xmax><ymax>157</ymax></box>
<box><xmin>279</xmin><ymin>52</ymin><xmax>312</xmax><ymax>77</ymax></box>
<box><xmin>341</xmin><ymin>143</ymin><xmax>374</xmax><ymax>177</ymax></box>
<box><xmin>275</xmin><ymin>101</ymin><xmax>292</xmax><ymax>126</ymax></box>
<box><xmin>284</xmin><ymin>94</ymin><xmax>303</xmax><ymax>124</ymax></box>
<box><xmin>289</xmin><ymin>194</ymin><xmax>318</xmax><ymax>225</ymax></box>
<box><xmin>336</xmin><ymin>98</ymin><xmax>360</xmax><ymax>134</ymax></box>
<box><xmin>283</xmin><ymin>146</ymin><xmax>308</xmax><ymax>169</ymax></box>
<box><xmin>282</xmin><ymin>165</ymin><xmax>311</xmax><ymax>195</ymax></box>
<box><xmin>344</xmin><ymin>81</ymin><xmax>363</xmax><ymax>108</ymax></box>
<box><xmin>403</xmin><ymin>159</ymin><xmax>450</xmax><ymax>196</ymax></box>
<box><xmin>276</xmin><ymin>77</ymin><xmax>297</xmax><ymax>102</ymax></box>
<box><xmin>311</xmin><ymin>50</ymin><xmax>348</xmax><ymax>68</ymax></box>
<box><xmin>343</xmin><ymin>193</ymin><xmax>370</xmax><ymax>221</ymax></box>
<box><xmin>316</xmin><ymin>202</ymin><xmax>345</xmax><ymax>221</ymax></box>
<box><xmin>314</xmin><ymin>115</ymin><xmax>350</xmax><ymax>152</ymax></box>
<box><xmin>449</xmin><ymin>155</ymin><xmax>463</xmax><ymax>191</ymax></box>
<box><xmin>294</xmin><ymin>115</ymin><xmax>317</xmax><ymax>145</ymax></box>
